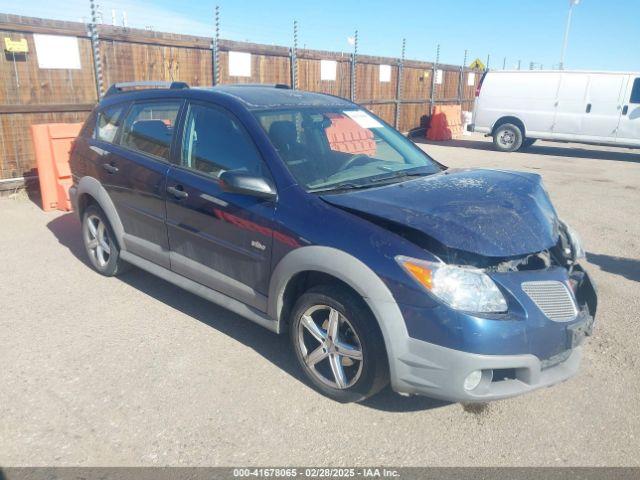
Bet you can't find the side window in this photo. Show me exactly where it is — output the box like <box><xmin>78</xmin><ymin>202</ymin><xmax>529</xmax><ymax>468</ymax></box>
<box><xmin>119</xmin><ymin>101</ymin><xmax>181</xmax><ymax>160</ymax></box>
<box><xmin>95</xmin><ymin>105</ymin><xmax>125</xmax><ymax>143</ymax></box>
<box><xmin>630</xmin><ymin>78</ymin><xmax>640</xmax><ymax>104</ymax></box>
<box><xmin>181</xmin><ymin>103</ymin><xmax>267</xmax><ymax>178</ymax></box>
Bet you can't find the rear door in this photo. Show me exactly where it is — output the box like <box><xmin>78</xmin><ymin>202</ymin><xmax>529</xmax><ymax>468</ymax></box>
<box><xmin>165</xmin><ymin>101</ymin><xmax>276</xmax><ymax>311</ymax></box>
<box><xmin>106</xmin><ymin>99</ymin><xmax>183</xmax><ymax>268</ymax></box>
<box><xmin>616</xmin><ymin>75</ymin><xmax>640</xmax><ymax>146</ymax></box>
<box><xmin>579</xmin><ymin>73</ymin><xmax>627</xmax><ymax>142</ymax></box>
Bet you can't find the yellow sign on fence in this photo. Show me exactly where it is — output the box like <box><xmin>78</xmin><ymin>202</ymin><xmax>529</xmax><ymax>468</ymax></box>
<box><xmin>469</xmin><ymin>58</ymin><xmax>485</xmax><ymax>70</ymax></box>
<box><xmin>4</xmin><ymin>37</ymin><xmax>29</xmax><ymax>53</ymax></box>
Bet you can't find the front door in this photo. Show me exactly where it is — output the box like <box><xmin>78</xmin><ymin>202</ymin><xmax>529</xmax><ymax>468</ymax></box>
<box><xmin>105</xmin><ymin>99</ymin><xmax>183</xmax><ymax>268</ymax></box>
<box><xmin>165</xmin><ymin>101</ymin><xmax>276</xmax><ymax>311</ymax></box>
<box><xmin>616</xmin><ymin>76</ymin><xmax>640</xmax><ymax>147</ymax></box>
<box><xmin>580</xmin><ymin>74</ymin><xmax>627</xmax><ymax>142</ymax></box>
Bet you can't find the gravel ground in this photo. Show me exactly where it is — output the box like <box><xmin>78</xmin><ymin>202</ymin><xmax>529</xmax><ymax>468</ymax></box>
<box><xmin>1</xmin><ymin>134</ymin><xmax>639</xmax><ymax>466</ymax></box>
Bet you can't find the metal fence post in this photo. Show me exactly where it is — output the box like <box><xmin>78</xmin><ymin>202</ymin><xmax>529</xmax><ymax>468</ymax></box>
<box><xmin>350</xmin><ymin>30</ymin><xmax>358</xmax><ymax>102</ymax></box>
<box><xmin>394</xmin><ymin>38</ymin><xmax>405</xmax><ymax>130</ymax></box>
<box><xmin>486</xmin><ymin>54</ymin><xmax>490</xmax><ymax>70</ymax></box>
<box><xmin>212</xmin><ymin>5</ymin><xmax>220</xmax><ymax>85</ymax></box>
<box><xmin>88</xmin><ymin>0</ymin><xmax>104</xmax><ymax>98</ymax></box>
<box><xmin>430</xmin><ymin>43</ymin><xmax>440</xmax><ymax>113</ymax></box>
<box><xmin>290</xmin><ymin>20</ymin><xmax>298</xmax><ymax>90</ymax></box>
<box><xmin>517</xmin><ymin>59</ymin><xmax>521</xmax><ymax>70</ymax></box>
<box><xmin>458</xmin><ymin>49</ymin><xmax>467</xmax><ymax>106</ymax></box>
<box><xmin>502</xmin><ymin>56</ymin><xmax>506</xmax><ymax>70</ymax></box>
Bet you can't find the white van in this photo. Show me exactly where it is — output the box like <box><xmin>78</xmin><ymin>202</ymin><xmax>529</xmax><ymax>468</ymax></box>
<box><xmin>470</xmin><ymin>70</ymin><xmax>640</xmax><ymax>152</ymax></box>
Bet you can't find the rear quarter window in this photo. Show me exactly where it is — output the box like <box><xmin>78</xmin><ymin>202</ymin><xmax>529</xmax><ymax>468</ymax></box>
<box><xmin>94</xmin><ymin>104</ymin><xmax>126</xmax><ymax>143</ymax></box>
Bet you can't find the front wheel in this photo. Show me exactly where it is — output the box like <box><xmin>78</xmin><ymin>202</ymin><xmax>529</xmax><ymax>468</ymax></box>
<box><xmin>290</xmin><ymin>285</ymin><xmax>389</xmax><ymax>402</ymax></box>
<box><xmin>493</xmin><ymin>123</ymin><xmax>523</xmax><ymax>152</ymax></box>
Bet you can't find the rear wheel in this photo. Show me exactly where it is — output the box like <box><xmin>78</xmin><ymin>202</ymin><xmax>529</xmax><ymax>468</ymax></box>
<box><xmin>82</xmin><ymin>204</ymin><xmax>129</xmax><ymax>276</ymax></box>
<box><xmin>493</xmin><ymin>123</ymin><xmax>523</xmax><ymax>152</ymax></box>
<box><xmin>290</xmin><ymin>285</ymin><xmax>389</xmax><ymax>402</ymax></box>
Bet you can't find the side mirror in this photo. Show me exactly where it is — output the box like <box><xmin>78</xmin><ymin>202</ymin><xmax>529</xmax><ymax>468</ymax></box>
<box><xmin>219</xmin><ymin>170</ymin><xmax>277</xmax><ymax>199</ymax></box>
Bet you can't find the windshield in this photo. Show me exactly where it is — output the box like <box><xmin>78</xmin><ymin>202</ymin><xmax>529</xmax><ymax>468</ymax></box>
<box><xmin>254</xmin><ymin>107</ymin><xmax>442</xmax><ymax>192</ymax></box>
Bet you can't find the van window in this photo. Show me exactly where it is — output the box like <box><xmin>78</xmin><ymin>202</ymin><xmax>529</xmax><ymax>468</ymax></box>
<box><xmin>95</xmin><ymin>105</ymin><xmax>125</xmax><ymax>143</ymax></box>
<box><xmin>630</xmin><ymin>78</ymin><xmax>640</xmax><ymax>104</ymax></box>
<box><xmin>181</xmin><ymin>103</ymin><xmax>267</xmax><ymax>178</ymax></box>
<box><xmin>120</xmin><ymin>101</ymin><xmax>181</xmax><ymax>161</ymax></box>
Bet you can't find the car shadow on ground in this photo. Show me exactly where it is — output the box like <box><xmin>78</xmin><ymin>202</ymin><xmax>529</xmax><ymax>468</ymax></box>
<box><xmin>46</xmin><ymin>212</ymin><xmax>450</xmax><ymax>413</ymax></box>
<box><xmin>587</xmin><ymin>252</ymin><xmax>640</xmax><ymax>282</ymax></box>
<box><xmin>414</xmin><ymin>138</ymin><xmax>640</xmax><ymax>163</ymax></box>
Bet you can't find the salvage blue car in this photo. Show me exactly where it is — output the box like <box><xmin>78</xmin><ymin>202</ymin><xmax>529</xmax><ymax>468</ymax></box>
<box><xmin>69</xmin><ymin>82</ymin><xmax>597</xmax><ymax>403</ymax></box>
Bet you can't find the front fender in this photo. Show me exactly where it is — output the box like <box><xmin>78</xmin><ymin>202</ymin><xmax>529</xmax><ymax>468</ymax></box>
<box><xmin>267</xmin><ymin>246</ymin><xmax>408</xmax><ymax>386</ymax></box>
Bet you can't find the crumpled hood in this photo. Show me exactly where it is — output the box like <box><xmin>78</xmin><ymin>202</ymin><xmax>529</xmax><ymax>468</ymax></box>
<box><xmin>321</xmin><ymin>169</ymin><xmax>560</xmax><ymax>258</ymax></box>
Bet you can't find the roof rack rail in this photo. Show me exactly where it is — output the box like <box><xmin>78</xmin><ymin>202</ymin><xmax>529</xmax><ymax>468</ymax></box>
<box><xmin>221</xmin><ymin>83</ymin><xmax>291</xmax><ymax>89</ymax></box>
<box><xmin>104</xmin><ymin>81</ymin><xmax>190</xmax><ymax>97</ymax></box>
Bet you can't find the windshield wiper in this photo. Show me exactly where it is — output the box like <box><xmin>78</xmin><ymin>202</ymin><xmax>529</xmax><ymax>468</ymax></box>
<box><xmin>309</xmin><ymin>181</ymin><xmax>374</xmax><ymax>193</ymax></box>
<box><xmin>366</xmin><ymin>170</ymin><xmax>432</xmax><ymax>185</ymax></box>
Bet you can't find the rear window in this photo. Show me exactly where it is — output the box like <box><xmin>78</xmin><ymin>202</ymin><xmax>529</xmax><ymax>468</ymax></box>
<box><xmin>630</xmin><ymin>78</ymin><xmax>640</xmax><ymax>104</ymax></box>
<box><xmin>119</xmin><ymin>101</ymin><xmax>181</xmax><ymax>160</ymax></box>
<box><xmin>95</xmin><ymin>104</ymin><xmax>125</xmax><ymax>143</ymax></box>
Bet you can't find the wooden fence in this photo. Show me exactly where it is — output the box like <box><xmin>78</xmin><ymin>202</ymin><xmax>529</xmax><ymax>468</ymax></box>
<box><xmin>0</xmin><ymin>13</ymin><xmax>481</xmax><ymax>182</ymax></box>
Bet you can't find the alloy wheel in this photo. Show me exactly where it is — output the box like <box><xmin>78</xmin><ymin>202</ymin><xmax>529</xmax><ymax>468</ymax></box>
<box><xmin>297</xmin><ymin>304</ymin><xmax>364</xmax><ymax>389</ymax></box>
<box><xmin>84</xmin><ymin>214</ymin><xmax>111</xmax><ymax>269</ymax></box>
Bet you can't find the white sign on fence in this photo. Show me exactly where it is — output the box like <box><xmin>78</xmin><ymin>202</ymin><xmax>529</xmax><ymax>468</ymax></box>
<box><xmin>228</xmin><ymin>51</ymin><xmax>251</xmax><ymax>77</ymax></box>
<box><xmin>467</xmin><ymin>72</ymin><xmax>476</xmax><ymax>86</ymax></box>
<box><xmin>33</xmin><ymin>34</ymin><xmax>81</xmax><ymax>69</ymax></box>
<box><xmin>379</xmin><ymin>64</ymin><xmax>391</xmax><ymax>82</ymax></box>
<box><xmin>435</xmin><ymin>69</ymin><xmax>444</xmax><ymax>85</ymax></box>
<box><xmin>320</xmin><ymin>60</ymin><xmax>337</xmax><ymax>81</ymax></box>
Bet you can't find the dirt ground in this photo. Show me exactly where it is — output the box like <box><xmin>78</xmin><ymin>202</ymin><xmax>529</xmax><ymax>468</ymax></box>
<box><xmin>1</xmin><ymin>134</ymin><xmax>639</xmax><ymax>466</ymax></box>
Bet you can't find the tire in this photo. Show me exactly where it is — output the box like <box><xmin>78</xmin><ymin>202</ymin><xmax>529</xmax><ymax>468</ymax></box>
<box><xmin>493</xmin><ymin>123</ymin><xmax>523</xmax><ymax>152</ymax></box>
<box><xmin>82</xmin><ymin>204</ymin><xmax>129</xmax><ymax>276</ymax></box>
<box><xmin>289</xmin><ymin>285</ymin><xmax>389</xmax><ymax>402</ymax></box>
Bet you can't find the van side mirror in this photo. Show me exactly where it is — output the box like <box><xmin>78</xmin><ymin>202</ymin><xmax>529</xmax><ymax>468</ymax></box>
<box><xmin>219</xmin><ymin>170</ymin><xmax>277</xmax><ymax>199</ymax></box>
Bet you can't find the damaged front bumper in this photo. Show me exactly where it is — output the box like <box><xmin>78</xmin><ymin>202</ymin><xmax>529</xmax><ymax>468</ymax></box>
<box><xmin>386</xmin><ymin>266</ymin><xmax>596</xmax><ymax>402</ymax></box>
<box><xmin>391</xmin><ymin>337</ymin><xmax>585</xmax><ymax>402</ymax></box>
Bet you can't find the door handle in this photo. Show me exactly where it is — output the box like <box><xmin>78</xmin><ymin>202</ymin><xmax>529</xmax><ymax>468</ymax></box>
<box><xmin>102</xmin><ymin>163</ymin><xmax>118</xmax><ymax>174</ymax></box>
<box><xmin>585</xmin><ymin>103</ymin><xmax>592</xmax><ymax>113</ymax></box>
<box><xmin>622</xmin><ymin>105</ymin><xmax>629</xmax><ymax>115</ymax></box>
<box><xmin>167</xmin><ymin>185</ymin><xmax>189</xmax><ymax>200</ymax></box>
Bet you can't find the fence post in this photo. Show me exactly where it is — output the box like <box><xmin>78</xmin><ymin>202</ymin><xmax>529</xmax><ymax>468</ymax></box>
<box><xmin>458</xmin><ymin>49</ymin><xmax>467</xmax><ymax>106</ymax></box>
<box><xmin>350</xmin><ymin>30</ymin><xmax>358</xmax><ymax>102</ymax></box>
<box><xmin>88</xmin><ymin>0</ymin><xmax>104</xmax><ymax>98</ymax></box>
<box><xmin>486</xmin><ymin>54</ymin><xmax>490</xmax><ymax>70</ymax></box>
<box><xmin>517</xmin><ymin>59</ymin><xmax>521</xmax><ymax>70</ymax></box>
<box><xmin>394</xmin><ymin>38</ymin><xmax>405</xmax><ymax>130</ymax></box>
<box><xmin>290</xmin><ymin>20</ymin><xmax>298</xmax><ymax>90</ymax></box>
<box><xmin>430</xmin><ymin>43</ymin><xmax>440</xmax><ymax>113</ymax></box>
<box><xmin>502</xmin><ymin>56</ymin><xmax>506</xmax><ymax>70</ymax></box>
<box><xmin>212</xmin><ymin>5</ymin><xmax>220</xmax><ymax>85</ymax></box>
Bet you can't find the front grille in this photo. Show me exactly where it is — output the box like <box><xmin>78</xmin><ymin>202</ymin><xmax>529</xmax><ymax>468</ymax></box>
<box><xmin>521</xmin><ymin>280</ymin><xmax>577</xmax><ymax>321</ymax></box>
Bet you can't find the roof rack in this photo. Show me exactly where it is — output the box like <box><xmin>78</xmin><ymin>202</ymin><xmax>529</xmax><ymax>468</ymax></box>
<box><xmin>104</xmin><ymin>81</ymin><xmax>190</xmax><ymax>97</ymax></box>
<box><xmin>220</xmin><ymin>83</ymin><xmax>291</xmax><ymax>89</ymax></box>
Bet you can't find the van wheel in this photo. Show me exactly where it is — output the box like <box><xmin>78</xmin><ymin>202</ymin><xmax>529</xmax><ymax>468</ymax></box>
<box><xmin>493</xmin><ymin>123</ymin><xmax>523</xmax><ymax>152</ymax></box>
<box><xmin>289</xmin><ymin>285</ymin><xmax>389</xmax><ymax>403</ymax></box>
<box><xmin>521</xmin><ymin>138</ymin><xmax>537</xmax><ymax>149</ymax></box>
<box><xmin>82</xmin><ymin>204</ymin><xmax>129</xmax><ymax>276</ymax></box>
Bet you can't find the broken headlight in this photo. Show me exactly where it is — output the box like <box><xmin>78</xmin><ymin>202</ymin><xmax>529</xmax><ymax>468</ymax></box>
<box><xmin>561</xmin><ymin>220</ymin><xmax>586</xmax><ymax>260</ymax></box>
<box><xmin>396</xmin><ymin>256</ymin><xmax>508</xmax><ymax>313</ymax></box>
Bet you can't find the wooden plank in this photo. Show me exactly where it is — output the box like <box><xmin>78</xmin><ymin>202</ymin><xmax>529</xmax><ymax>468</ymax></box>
<box><xmin>0</xmin><ymin>104</ymin><xmax>95</xmax><ymax>114</ymax></box>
